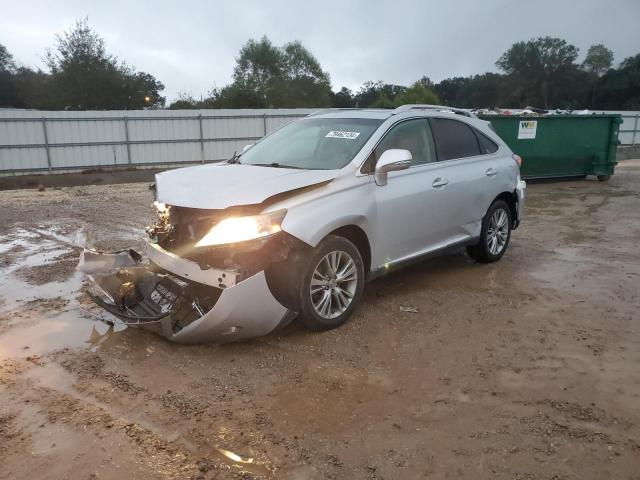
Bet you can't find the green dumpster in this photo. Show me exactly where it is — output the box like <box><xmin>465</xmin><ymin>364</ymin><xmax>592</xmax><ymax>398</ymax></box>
<box><xmin>479</xmin><ymin>114</ymin><xmax>622</xmax><ymax>180</ymax></box>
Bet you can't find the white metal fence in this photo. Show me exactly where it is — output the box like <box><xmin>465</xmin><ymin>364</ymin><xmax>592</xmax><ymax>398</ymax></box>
<box><xmin>596</xmin><ymin>111</ymin><xmax>640</xmax><ymax>146</ymax></box>
<box><xmin>1</xmin><ymin>108</ymin><xmax>638</xmax><ymax>176</ymax></box>
<box><xmin>0</xmin><ymin>108</ymin><xmax>317</xmax><ymax>175</ymax></box>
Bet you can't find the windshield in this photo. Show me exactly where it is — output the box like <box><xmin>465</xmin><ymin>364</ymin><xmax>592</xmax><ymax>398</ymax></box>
<box><xmin>240</xmin><ymin>117</ymin><xmax>383</xmax><ymax>170</ymax></box>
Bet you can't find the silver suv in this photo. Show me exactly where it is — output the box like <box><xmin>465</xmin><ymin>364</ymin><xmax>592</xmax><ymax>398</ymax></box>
<box><xmin>80</xmin><ymin>105</ymin><xmax>526</xmax><ymax>343</ymax></box>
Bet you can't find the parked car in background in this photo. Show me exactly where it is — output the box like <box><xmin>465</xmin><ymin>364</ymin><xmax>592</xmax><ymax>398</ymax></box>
<box><xmin>79</xmin><ymin>105</ymin><xmax>526</xmax><ymax>343</ymax></box>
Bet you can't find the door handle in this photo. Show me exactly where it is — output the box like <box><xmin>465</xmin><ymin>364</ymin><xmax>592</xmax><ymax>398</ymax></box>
<box><xmin>432</xmin><ymin>178</ymin><xmax>449</xmax><ymax>189</ymax></box>
<box><xmin>485</xmin><ymin>167</ymin><xmax>498</xmax><ymax>177</ymax></box>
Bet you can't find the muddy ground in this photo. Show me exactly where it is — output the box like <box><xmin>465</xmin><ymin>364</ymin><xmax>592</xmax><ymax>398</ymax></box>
<box><xmin>1</xmin><ymin>162</ymin><xmax>639</xmax><ymax>480</ymax></box>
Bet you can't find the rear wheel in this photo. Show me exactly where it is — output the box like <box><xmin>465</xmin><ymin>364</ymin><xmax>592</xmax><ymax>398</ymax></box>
<box><xmin>297</xmin><ymin>235</ymin><xmax>365</xmax><ymax>331</ymax></box>
<box><xmin>467</xmin><ymin>200</ymin><xmax>512</xmax><ymax>263</ymax></box>
<box><xmin>597</xmin><ymin>174</ymin><xmax>611</xmax><ymax>182</ymax></box>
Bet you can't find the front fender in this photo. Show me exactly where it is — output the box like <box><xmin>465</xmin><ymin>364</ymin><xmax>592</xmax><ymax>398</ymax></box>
<box><xmin>273</xmin><ymin>174</ymin><xmax>375</xmax><ymax>249</ymax></box>
<box><xmin>283</xmin><ymin>212</ymin><xmax>371</xmax><ymax>248</ymax></box>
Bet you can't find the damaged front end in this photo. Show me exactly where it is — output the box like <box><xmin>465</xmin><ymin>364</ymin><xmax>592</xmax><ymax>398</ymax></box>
<box><xmin>78</xmin><ymin>204</ymin><xmax>308</xmax><ymax>343</ymax></box>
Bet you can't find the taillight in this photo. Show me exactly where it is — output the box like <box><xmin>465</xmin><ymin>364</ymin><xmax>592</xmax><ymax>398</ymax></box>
<box><xmin>512</xmin><ymin>154</ymin><xmax>522</xmax><ymax>167</ymax></box>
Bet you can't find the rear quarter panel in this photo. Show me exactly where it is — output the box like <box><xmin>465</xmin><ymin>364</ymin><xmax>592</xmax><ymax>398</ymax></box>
<box><xmin>464</xmin><ymin>118</ymin><xmax>520</xmax><ymax>216</ymax></box>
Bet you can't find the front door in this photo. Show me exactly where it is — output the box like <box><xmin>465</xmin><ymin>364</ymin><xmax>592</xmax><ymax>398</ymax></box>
<box><xmin>371</xmin><ymin>118</ymin><xmax>451</xmax><ymax>265</ymax></box>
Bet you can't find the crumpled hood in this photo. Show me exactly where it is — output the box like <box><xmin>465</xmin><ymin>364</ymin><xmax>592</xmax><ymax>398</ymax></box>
<box><xmin>155</xmin><ymin>163</ymin><xmax>337</xmax><ymax>209</ymax></box>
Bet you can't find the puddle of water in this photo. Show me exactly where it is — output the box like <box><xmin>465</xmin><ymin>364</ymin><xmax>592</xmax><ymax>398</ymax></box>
<box><xmin>24</xmin><ymin>360</ymin><xmax>78</xmax><ymax>393</ymax></box>
<box><xmin>32</xmin><ymin>225</ymin><xmax>88</xmax><ymax>249</ymax></box>
<box><xmin>0</xmin><ymin>225</ymin><xmax>128</xmax><ymax>359</ymax></box>
<box><xmin>528</xmin><ymin>246</ymin><xmax>590</xmax><ymax>289</ymax></box>
<box><xmin>0</xmin><ymin>267</ymin><xmax>82</xmax><ymax>311</ymax></box>
<box><xmin>0</xmin><ymin>312</ymin><xmax>126</xmax><ymax>359</ymax></box>
<box><xmin>0</xmin><ymin>238</ymin><xmax>29</xmax><ymax>254</ymax></box>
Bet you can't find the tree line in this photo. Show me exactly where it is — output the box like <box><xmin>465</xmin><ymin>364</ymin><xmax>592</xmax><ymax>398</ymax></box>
<box><xmin>0</xmin><ymin>19</ymin><xmax>165</xmax><ymax>110</ymax></box>
<box><xmin>1</xmin><ymin>20</ymin><xmax>638</xmax><ymax>111</ymax></box>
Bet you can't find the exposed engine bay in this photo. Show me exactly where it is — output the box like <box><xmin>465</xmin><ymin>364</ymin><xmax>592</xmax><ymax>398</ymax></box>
<box><xmin>146</xmin><ymin>203</ymin><xmax>304</xmax><ymax>284</ymax></box>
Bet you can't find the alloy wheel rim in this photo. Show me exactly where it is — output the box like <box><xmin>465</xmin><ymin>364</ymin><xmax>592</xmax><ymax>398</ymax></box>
<box><xmin>310</xmin><ymin>250</ymin><xmax>358</xmax><ymax>319</ymax></box>
<box><xmin>487</xmin><ymin>208</ymin><xmax>509</xmax><ymax>255</ymax></box>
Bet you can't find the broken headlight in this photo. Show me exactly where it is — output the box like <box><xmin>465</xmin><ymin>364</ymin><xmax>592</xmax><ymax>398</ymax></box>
<box><xmin>194</xmin><ymin>209</ymin><xmax>286</xmax><ymax>248</ymax></box>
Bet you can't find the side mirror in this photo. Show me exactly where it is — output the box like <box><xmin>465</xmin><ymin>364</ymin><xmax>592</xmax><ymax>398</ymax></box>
<box><xmin>241</xmin><ymin>144</ymin><xmax>254</xmax><ymax>154</ymax></box>
<box><xmin>374</xmin><ymin>149</ymin><xmax>412</xmax><ymax>186</ymax></box>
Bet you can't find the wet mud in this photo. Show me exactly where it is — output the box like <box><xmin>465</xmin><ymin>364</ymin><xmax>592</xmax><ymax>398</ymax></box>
<box><xmin>0</xmin><ymin>165</ymin><xmax>639</xmax><ymax>479</ymax></box>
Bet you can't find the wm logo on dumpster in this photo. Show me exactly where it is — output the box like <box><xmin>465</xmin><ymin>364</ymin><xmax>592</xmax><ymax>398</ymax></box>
<box><xmin>518</xmin><ymin>120</ymin><xmax>537</xmax><ymax>139</ymax></box>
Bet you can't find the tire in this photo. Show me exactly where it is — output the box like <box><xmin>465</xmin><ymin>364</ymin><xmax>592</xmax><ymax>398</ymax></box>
<box><xmin>467</xmin><ymin>200</ymin><xmax>512</xmax><ymax>263</ymax></box>
<box><xmin>597</xmin><ymin>174</ymin><xmax>610</xmax><ymax>182</ymax></box>
<box><xmin>296</xmin><ymin>235</ymin><xmax>365</xmax><ymax>331</ymax></box>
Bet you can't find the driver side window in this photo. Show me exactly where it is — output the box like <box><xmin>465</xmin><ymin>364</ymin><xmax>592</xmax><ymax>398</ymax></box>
<box><xmin>363</xmin><ymin>119</ymin><xmax>436</xmax><ymax>173</ymax></box>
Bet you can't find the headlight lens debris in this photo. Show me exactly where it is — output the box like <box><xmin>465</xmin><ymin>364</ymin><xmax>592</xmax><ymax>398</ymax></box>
<box><xmin>154</xmin><ymin>201</ymin><xmax>168</xmax><ymax>213</ymax></box>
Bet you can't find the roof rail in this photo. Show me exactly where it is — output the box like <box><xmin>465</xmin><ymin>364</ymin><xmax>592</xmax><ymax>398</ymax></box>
<box><xmin>392</xmin><ymin>104</ymin><xmax>477</xmax><ymax>118</ymax></box>
<box><xmin>307</xmin><ymin>108</ymin><xmax>367</xmax><ymax>116</ymax></box>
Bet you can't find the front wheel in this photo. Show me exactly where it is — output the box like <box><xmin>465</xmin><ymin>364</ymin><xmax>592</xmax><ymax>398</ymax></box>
<box><xmin>296</xmin><ymin>235</ymin><xmax>365</xmax><ymax>331</ymax></box>
<box><xmin>467</xmin><ymin>200</ymin><xmax>512</xmax><ymax>263</ymax></box>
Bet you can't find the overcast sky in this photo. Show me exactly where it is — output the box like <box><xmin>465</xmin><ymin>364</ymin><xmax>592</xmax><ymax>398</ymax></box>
<box><xmin>2</xmin><ymin>0</ymin><xmax>639</xmax><ymax>101</ymax></box>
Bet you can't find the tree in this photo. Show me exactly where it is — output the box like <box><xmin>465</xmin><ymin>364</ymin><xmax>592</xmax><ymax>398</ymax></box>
<box><xmin>332</xmin><ymin>87</ymin><xmax>355</xmax><ymax>108</ymax></box>
<box><xmin>233</xmin><ymin>36</ymin><xmax>282</xmax><ymax>100</ymax></box>
<box><xmin>0</xmin><ymin>43</ymin><xmax>16</xmax><ymax>73</ymax></box>
<box><xmin>229</xmin><ymin>37</ymin><xmax>332</xmax><ymax>108</ymax></box>
<box><xmin>354</xmin><ymin>81</ymin><xmax>406</xmax><ymax>107</ymax></box>
<box><xmin>433</xmin><ymin>77</ymin><xmax>470</xmax><ymax>106</ymax></box>
<box><xmin>593</xmin><ymin>54</ymin><xmax>640</xmax><ymax>109</ymax></box>
<box><xmin>44</xmin><ymin>18</ymin><xmax>165</xmax><ymax>109</ymax></box>
<box><xmin>1</xmin><ymin>44</ymin><xmax>55</xmax><ymax>109</ymax></box>
<box><xmin>12</xmin><ymin>67</ymin><xmax>57</xmax><ymax>109</ymax></box>
<box><xmin>369</xmin><ymin>94</ymin><xmax>395</xmax><ymax>108</ymax></box>
<box><xmin>434</xmin><ymin>73</ymin><xmax>506</xmax><ymax>108</ymax></box>
<box><xmin>496</xmin><ymin>36</ymin><xmax>580</xmax><ymax>108</ymax></box>
<box><xmin>393</xmin><ymin>80</ymin><xmax>439</xmax><ymax>107</ymax></box>
<box><xmin>210</xmin><ymin>84</ymin><xmax>265</xmax><ymax>108</ymax></box>
<box><xmin>417</xmin><ymin>76</ymin><xmax>434</xmax><ymax>89</ymax></box>
<box><xmin>123</xmin><ymin>70</ymin><xmax>166</xmax><ymax>108</ymax></box>
<box><xmin>270</xmin><ymin>41</ymin><xmax>332</xmax><ymax>107</ymax></box>
<box><xmin>169</xmin><ymin>92</ymin><xmax>198</xmax><ymax>109</ymax></box>
<box><xmin>281</xmin><ymin>41</ymin><xmax>329</xmax><ymax>85</ymax></box>
<box><xmin>583</xmin><ymin>44</ymin><xmax>614</xmax><ymax>77</ymax></box>
<box><xmin>0</xmin><ymin>43</ymin><xmax>20</xmax><ymax>107</ymax></box>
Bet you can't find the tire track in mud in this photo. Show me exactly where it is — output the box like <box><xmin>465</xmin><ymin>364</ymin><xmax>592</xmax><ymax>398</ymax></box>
<box><xmin>1</xmin><ymin>354</ymin><xmax>275</xmax><ymax>479</ymax></box>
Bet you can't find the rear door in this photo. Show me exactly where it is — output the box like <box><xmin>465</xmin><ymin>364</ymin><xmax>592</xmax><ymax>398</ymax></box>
<box><xmin>427</xmin><ymin>117</ymin><xmax>499</xmax><ymax>241</ymax></box>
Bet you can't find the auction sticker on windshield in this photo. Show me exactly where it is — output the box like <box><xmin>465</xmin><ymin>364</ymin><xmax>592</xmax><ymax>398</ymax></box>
<box><xmin>325</xmin><ymin>130</ymin><xmax>361</xmax><ymax>139</ymax></box>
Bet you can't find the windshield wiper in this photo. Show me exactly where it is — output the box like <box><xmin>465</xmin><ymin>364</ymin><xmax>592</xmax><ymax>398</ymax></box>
<box><xmin>226</xmin><ymin>150</ymin><xmax>241</xmax><ymax>164</ymax></box>
<box><xmin>250</xmin><ymin>162</ymin><xmax>305</xmax><ymax>169</ymax></box>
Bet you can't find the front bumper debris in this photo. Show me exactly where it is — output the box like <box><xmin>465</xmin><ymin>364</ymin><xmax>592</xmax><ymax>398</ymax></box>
<box><xmin>78</xmin><ymin>241</ymin><xmax>292</xmax><ymax>344</ymax></box>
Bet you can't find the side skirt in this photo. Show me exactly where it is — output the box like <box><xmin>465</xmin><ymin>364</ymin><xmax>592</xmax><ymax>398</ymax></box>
<box><xmin>366</xmin><ymin>236</ymin><xmax>480</xmax><ymax>282</ymax></box>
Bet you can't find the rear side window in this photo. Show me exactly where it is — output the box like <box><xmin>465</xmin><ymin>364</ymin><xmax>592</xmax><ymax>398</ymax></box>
<box><xmin>475</xmin><ymin>130</ymin><xmax>499</xmax><ymax>154</ymax></box>
<box><xmin>429</xmin><ymin>118</ymin><xmax>481</xmax><ymax>161</ymax></box>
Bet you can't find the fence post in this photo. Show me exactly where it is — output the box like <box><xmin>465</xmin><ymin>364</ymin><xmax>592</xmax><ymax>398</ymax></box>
<box><xmin>41</xmin><ymin>117</ymin><xmax>52</xmax><ymax>172</ymax></box>
<box><xmin>632</xmin><ymin>114</ymin><xmax>639</xmax><ymax>145</ymax></box>
<box><xmin>263</xmin><ymin>113</ymin><xmax>267</xmax><ymax>136</ymax></box>
<box><xmin>123</xmin><ymin>116</ymin><xmax>132</xmax><ymax>165</ymax></box>
<box><xmin>198</xmin><ymin>113</ymin><xmax>205</xmax><ymax>163</ymax></box>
